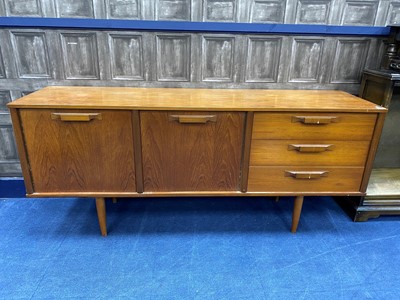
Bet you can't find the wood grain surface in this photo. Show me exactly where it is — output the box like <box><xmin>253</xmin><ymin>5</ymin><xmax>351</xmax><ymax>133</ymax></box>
<box><xmin>8</xmin><ymin>86</ymin><xmax>386</xmax><ymax>113</ymax></box>
<box><xmin>20</xmin><ymin>109</ymin><xmax>136</xmax><ymax>193</ymax></box>
<box><xmin>141</xmin><ymin>111</ymin><xmax>245</xmax><ymax>192</ymax></box>
<box><xmin>250</xmin><ymin>140</ymin><xmax>370</xmax><ymax>166</ymax></box>
<box><xmin>252</xmin><ymin>112</ymin><xmax>377</xmax><ymax>140</ymax></box>
<box><xmin>247</xmin><ymin>166</ymin><xmax>364</xmax><ymax>193</ymax></box>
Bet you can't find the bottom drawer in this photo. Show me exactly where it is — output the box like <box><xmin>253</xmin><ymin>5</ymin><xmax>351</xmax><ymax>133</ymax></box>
<box><xmin>247</xmin><ymin>166</ymin><xmax>364</xmax><ymax>193</ymax></box>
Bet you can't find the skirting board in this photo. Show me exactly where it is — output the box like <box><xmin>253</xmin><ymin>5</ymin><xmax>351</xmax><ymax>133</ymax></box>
<box><xmin>0</xmin><ymin>177</ymin><xmax>26</xmax><ymax>198</ymax></box>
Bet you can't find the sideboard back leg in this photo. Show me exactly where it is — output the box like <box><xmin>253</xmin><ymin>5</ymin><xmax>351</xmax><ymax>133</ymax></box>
<box><xmin>291</xmin><ymin>196</ymin><xmax>304</xmax><ymax>233</ymax></box>
<box><xmin>95</xmin><ymin>197</ymin><xmax>107</xmax><ymax>236</ymax></box>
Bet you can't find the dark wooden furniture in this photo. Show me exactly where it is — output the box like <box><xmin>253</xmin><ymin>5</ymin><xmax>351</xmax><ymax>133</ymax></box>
<box><xmin>337</xmin><ymin>69</ymin><xmax>400</xmax><ymax>221</ymax></box>
<box><xmin>8</xmin><ymin>87</ymin><xmax>386</xmax><ymax>235</ymax></box>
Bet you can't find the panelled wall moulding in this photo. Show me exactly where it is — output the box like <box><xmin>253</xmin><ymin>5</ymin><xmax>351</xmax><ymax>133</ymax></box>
<box><xmin>10</xmin><ymin>31</ymin><xmax>51</xmax><ymax>78</ymax></box>
<box><xmin>295</xmin><ymin>0</ymin><xmax>332</xmax><ymax>24</ymax></box>
<box><xmin>202</xmin><ymin>35</ymin><xmax>235</xmax><ymax>82</ymax></box>
<box><xmin>3</xmin><ymin>0</ymin><xmax>43</xmax><ymax>17</ymax></box>
<box><xmin>341</xmin><ymin>0</ymin><xmax>379</xmax><ymax>26</ymax></box>
<box><xmin>330</xmin><ymin>38</ymin><xmax>371</xmax><ymax>83</ymax></box>
<box><xmin>0</xmin><ymin>89</ymin><xmax>20</xmax><ymax>176</ymax></box>
<box><xmin>0</xmin><ymin>29</ymin><xmax>384</xmax><ymax>88</ymax></box>
<box><xmin>388</xmin><ymin>1</ymin><xmax>400</xmax><ymax>25</ymax></box>
<box><xmin>156</xmin><ymin>0</ymin><xmax>192</xmax><ymax>21</ymax></box>
<box><xmin>0</xmin><ymin>89</ymin><xmax>11</xmax><ymax>112</ymax></box>
<box><xmin>55</xmin><ymin>0</ymin><xmax>95</xmax><ymax>18</ymax></box>
<box><xmin>109</xmin><ymin>33</ymin><xmax>145</xmax><ymax>80</ymax></box>
<box><xmin>204</xmin><ymin>0</ymin><xmax>237</xmax><ymax>22</ymax></box>
<box><xmin>250</xmin><ymin>0</ymin><xmax>286</xmax><ymax>23</ymax></box>
<box><xmin>60</xmin><ymin>32</ymin><xmax>100</xmax><ymax>79</ymax></box>
<box><xmin>106</xmin><ymin>0</ymin><xmax>141</xmax><ymax>19</ymax></box>
<box><xmin>289</xmin><ymin>38</ymin><xmax>324</xmax><ymax>82</ymax></box>
<box><xmin>245</xmin><ymin>37</ymin><xmax>281</xmax><ymax>83</ymax></box>
<box><xmin>156</xmin><ymin>34</ymin><xmax>191</xmax><ymax>81</ymax></box>
<box><xmin>0</xmin><ymin>123</ymin><xmax>21</xmax><ymax>176</ymax></box>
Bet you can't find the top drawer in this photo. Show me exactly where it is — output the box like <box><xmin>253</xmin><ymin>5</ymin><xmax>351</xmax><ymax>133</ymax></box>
<box><xmin>252</xmin><ymin>112</ymin><xmax>377</xmax><ymax>141</ymax></box>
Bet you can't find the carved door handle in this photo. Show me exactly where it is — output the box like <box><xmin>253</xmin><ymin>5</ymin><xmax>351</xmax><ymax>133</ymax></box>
<box><xmin>292</xmin><ymin>116</ymin><xmax>338</xmax><ymax>124</ymax></box>
<box><xmin>288</xmin><ymin>144</ymin><xmax>335</xmax><ymax>152</ymax></box>
<box><xmin>168</xmin><ymin>114</ymin><xmax>217</xmax><ymax>124</ymax></box>
<box><xmin>285</xmin><ymin>171</ymin><xmax>329</xmax><ymax>179</ymax></box>
<box><xmin>51</xmin><ymin>113</ymin><xmax>102</xmax><ymax>122</ymax></box>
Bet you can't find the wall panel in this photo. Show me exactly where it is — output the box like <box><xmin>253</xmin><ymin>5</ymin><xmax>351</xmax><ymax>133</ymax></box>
<box><xmin>289</xmin><ymin>38</ymin><xmax>324</xmax><ymax>82</ymax></box>
<box><xmin>295</xmin><ymin>0</ymin><xmax>332</xmax><ymax>24</ymax></box>
<box><xmin>204</xmin><ymin>0</ymin><xmax>236</xmax><ymax>22</ymax></box>
<box><xmin>106</xmin><ymin>0</ymin><xmax>141</xmax><ymax>19</ymax></box>
<box><xmin>202</xmin><ymin>36</ymin><xmax>234</xmax><ymax>81</ymax></box>
<box><xmin>109</xmin><ymin>34</ymin><xmax>144</xmax><ymax>80</ymax></box>
<box><xmin>387</xmin><ymin>1</ymin><xmax>400</xmax><ymax>25</ymax></box>
<box><xmin>10</xmin><ymin>31</ymin><xmax>51</xmax><ymax>78</ymax></box>
<box><xmin>250</xmin><ymin>0</ymin><xmax>286</xmax><ymax>23</ymax></box>
<box><xmin>0</xmin><ymin>89</ymin><xmax>10</xmax><ymax>112</ymax></box>
<box><xmin>341</xmin><ymin>1</ymin><xmax>378</xmax><ymax>26</ymax></box>
<box><xmin>157</xmin><ymin>34</ymin><xmax>191</xmax><ymax>81</ymax></box>
<box><xmin>245</xmin><ymin>37</ymin><xmax>281</xmax><ymax>82</ymax></box>
<box><xmin>4</xmin><ymin>0</ymin><xmax>42</xmax><ymax>16</ymax></box>
<box><xmin>55</xmin><ymin>0</ymin><xmax>95</xmax><ymax>18</ymax></box>
<box><xmin>0</xmin><ymin>90</ymin><xmax>20</xmax><ymax>176</ymax></box>
<box><xmin>60</xmin><ymin>32</ymin><xmax>100</xmax><ymax>79</ymax></box>
<box><xmin>156</xmin><ymin>0</ymin><xmax>191</xmax><ymax>20</ymax></box>
<box><xmin>330</xmin><ymin>39</ymin><xmax>370</xmax><ymax>83</ymax></box>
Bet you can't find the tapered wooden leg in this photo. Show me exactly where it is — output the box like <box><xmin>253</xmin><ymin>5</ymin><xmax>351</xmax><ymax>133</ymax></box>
<box><xmin>291</xmin><ymin>196</ymin><xmax>304</xmax><ymax>233</ymax></box>
<box><xmin>95</xmin><ymin>197</ymin><xmax>107</xmax><ymax>236</ymax></box>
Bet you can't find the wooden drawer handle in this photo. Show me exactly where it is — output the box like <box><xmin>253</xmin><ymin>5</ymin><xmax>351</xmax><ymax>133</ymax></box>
<box><xmin>288</xmin><ymin>144</ymin><xmax>335</xmax><ymax>153</ymax></box>
<box><xmin>51</xmin><ymin>113</ymin><xmax>102</xmax><ymax>122</ymax></box>
<box><xmin>292</xmin><ymin>116</ymin><xmax>338</xmax><ymax>124</ymax></box>
<box><xmin>169</xmin><ymin>114</ymin><xmax>217</xmax><ymax>124</ymax></box>
<box><xmin>285</xmin><ymin>171</ymin><xmax>329</xmax><ymax>179</ymax></box>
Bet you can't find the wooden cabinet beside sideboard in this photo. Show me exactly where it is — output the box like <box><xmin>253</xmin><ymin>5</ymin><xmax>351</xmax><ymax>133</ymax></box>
<box><xmin>8</xmin><ymin>87</ymin><xmax>387</xmax><ymax>235</ymax></box>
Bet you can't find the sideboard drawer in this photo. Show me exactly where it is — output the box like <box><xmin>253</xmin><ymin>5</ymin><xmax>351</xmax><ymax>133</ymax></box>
<box><xmin>250</xmin><ymin>140</ymin><xmax>370</xmax><ymax>166</ymax></box>
<box><xmin>247</xmin><ymin>166</ymin><xmax>364</xmax><ymax>193</ymax></box>
<box><xmin>20</xmin><ymin>109</ymin><xmax>137</xmax><ymax>193</ymax></box>
<box><xmin>252</xmin><ymin>113</ymin><xmax>377</xmax><ymax>140</ymax></box>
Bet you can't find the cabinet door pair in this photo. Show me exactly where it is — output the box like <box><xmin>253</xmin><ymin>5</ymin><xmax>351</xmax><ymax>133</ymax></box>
<box><xmin>20</xmin><ymin>109</ymin><xmax>245</xmax><ymax>194</ymax></box>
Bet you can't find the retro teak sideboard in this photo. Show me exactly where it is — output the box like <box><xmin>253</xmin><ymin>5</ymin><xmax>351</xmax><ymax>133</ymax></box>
<box><xmin>7</xmin><ymin>87</ymin><xmax>387</xmax><ymax>235</ymax></box>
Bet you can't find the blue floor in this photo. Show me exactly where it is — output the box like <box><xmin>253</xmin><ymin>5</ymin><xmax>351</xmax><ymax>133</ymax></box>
<box><xmin>0</xmin><ymin>196</ymin><xmax>399</xmax><ymax>299</ymax></box>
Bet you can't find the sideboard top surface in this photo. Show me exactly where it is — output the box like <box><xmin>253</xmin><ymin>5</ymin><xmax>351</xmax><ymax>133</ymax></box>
<box><xmin>8</xmin><ymin>86</ymin><xmax>386</xmax><ymax>113</ymax></box>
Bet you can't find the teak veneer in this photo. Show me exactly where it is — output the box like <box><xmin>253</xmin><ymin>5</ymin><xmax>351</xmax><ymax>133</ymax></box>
<box><xmin>8</xmin><ymin>86</ymin><xmax>387</xmax><ymax>235</ymax></box>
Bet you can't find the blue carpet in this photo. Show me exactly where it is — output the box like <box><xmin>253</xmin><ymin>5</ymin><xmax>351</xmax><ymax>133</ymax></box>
<box><xmin>0</xmin><ymin>196</ymin><xmax>399</xmax><ymax>299</ymax></box>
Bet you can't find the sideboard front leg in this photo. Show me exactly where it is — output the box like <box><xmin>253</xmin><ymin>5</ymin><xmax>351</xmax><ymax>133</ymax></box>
<box><xmin>291</xmin><ymin>196</ymin><xmax>304</xmax><ymax>233</ymax></box>
<box><xmin>95</xmin><ymin>197</ymin><xmax>107</xmax><ymax>236</ymax></box>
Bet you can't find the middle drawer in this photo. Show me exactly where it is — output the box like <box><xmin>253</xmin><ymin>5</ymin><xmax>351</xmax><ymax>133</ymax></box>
<box><xmin>250</xmin><ymin>140</ymin><xmax>370</xmax><ymax>166</ymax></box>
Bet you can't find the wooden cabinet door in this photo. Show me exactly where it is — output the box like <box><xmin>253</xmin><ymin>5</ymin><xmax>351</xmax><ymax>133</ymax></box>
<box><xmin>141</xmin><ymin>111</ymin><xmax>245</xmax><ymax>192</ymax></box>
<box><xmin>20</xmin><ymin>109</ymin><xmax>136</xmax><ymax>193</ymax></box>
